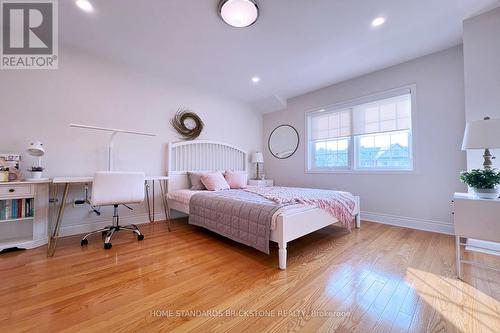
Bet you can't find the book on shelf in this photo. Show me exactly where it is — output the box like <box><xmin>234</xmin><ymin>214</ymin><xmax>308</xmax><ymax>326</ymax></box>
<box><xmin>0</xmin><ymin>198</ymin><xmax>34</xmax><ymax>220</ymax></box>
<box><xmin>0</xmin><ymin>201</ymin><xmax>5</xmax><ymax>220</ymax></box>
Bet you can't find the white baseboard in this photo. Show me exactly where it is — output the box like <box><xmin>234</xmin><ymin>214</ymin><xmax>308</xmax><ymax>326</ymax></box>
<box><xmin>60</xmin><ymin>210</ymin><xmax>453</xmax><ymax>237</ymax></box>
<box><xmin>59</xmin><ymin>212</ymin><xmax>167</xmax><ymax>237</ymax></box>
<box><xmin>361</xmin><ymin>211</ymin><xmax>454</xmax><ymax>235</ymax></box>
<box><xmin>466</xmin><ymin>239</ymin><xmax>500</xmax><ymax>256</ymax></box>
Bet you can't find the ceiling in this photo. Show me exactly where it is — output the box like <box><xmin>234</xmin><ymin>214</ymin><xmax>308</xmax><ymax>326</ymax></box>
<box><xmin>60</xmin><ymin>0</ymin><xmax>500</xmax><ymax>112</ymax></box>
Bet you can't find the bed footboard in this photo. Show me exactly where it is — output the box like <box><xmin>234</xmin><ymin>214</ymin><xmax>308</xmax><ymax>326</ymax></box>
<box><xmin>271</xmin><ymin>195</ymin><xmax>360</xmax><ymax>269</ymax></box>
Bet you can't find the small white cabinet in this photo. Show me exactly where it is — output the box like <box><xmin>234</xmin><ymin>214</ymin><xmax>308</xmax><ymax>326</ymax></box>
<box><xmin>453</xmin><ymin>193</ymin><xmax>500</xmax><ymax>243</ymax></box>
<box><xmin>0</xmin><ymin>181</ymin><xmax>50</xmax><ymax>251</ymax></box>
<box><xmin>452</xmin><ymin>192</ymin><xmax>500</xmax><ymax>278</ymax></box>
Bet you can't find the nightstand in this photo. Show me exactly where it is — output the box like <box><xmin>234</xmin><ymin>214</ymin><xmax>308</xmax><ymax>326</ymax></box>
<box><xmin>452</xmin><ymin>192</ymin><xmax>500</xmax><ymax>279</ymax></box>
<box><xmin>248</xmin><ymin>179</ymin><xmax>274</xmax><ymax>187</ymax></box>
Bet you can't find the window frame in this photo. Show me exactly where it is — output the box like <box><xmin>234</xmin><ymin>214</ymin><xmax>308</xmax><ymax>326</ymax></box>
<box><xmin>353</xmin><ymin>130</ymin><xmax>414</xmax><ymax>171</ymax></box>
<box><xmin>305</xmin><ymin>85</ymin><xmax>417</xmax><ymax>174</ymax></box>
<box><xmin>309</xmin><ymin>136</ymin><xmax>352</xmax><ymax>171</ymax></box>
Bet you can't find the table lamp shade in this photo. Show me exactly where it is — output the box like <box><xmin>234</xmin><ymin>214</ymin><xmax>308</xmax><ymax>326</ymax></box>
<box><xmin>462</xmin><ymin>118</ymin><xmax>500</xmax><ymax>150</ymax></box>
<box><xmin>251</xmin><ymin>152</ymin><xmax>264</xmax><ymax>164</ymax></box>
<box><xmin>26</xmin><ymin>141</ymin><xmax>45</xmax><ymax>157</ymax></box>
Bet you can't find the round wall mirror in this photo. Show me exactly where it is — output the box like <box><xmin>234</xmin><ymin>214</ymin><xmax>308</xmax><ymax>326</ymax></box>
<box><xmin>268</xmin><ymin>125</ymin><xmax>299</xmax><ymax>159</ymax></box>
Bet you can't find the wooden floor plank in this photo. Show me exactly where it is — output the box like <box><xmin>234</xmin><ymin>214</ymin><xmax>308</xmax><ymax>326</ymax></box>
<box><xmin>0</xmin><ymin>219</ymin><xmax>499</xmax><ymax>332</ymax></box>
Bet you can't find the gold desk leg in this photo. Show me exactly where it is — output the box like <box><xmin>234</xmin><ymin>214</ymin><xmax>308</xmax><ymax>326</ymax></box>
<box><xmin>47</xmin><ymin>183</ymin><xmax>69</xmax><ymax>257</ymax></box>
<box><xmin>145</xmin><ymin>181</ymin><xmax>154</xmax><ymax>222</ymax></box>
<box><xmin>159</xmin><ymin>180</ymin><xmax>170</xmax><ymax>232</ymax></box>
<box><xmin>152</xmin><ymin>181</ymin><xmax>155</xmax><ymax>222</ymax></box>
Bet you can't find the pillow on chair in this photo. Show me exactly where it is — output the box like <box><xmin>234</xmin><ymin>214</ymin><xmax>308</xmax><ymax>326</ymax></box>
<box><xmin>187</xmin><ymin>172</ymin><xmax>207</xmax><ymax>190</ymax></box>
<box><xmin>201</xmin><ymin>172</ymin><xmax>230</xmax><ymax>191</ymax></box>
<box><xmin>224</xmin><ymin>171</ymin><xmax>248</xmax><ymax>189</ymax></box>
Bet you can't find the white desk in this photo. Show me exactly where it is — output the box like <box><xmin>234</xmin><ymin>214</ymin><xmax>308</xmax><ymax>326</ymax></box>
<box><xmin>452</xmin><ymin>192</ymin><xmax>500</xmax><ymax>279</ymax></box>
<box><xmin>52</xmin><ymin>176</ymin><xmax>168</xmax><ymax>183</ymax></box>
<box><xmin>48</xmin><ymin>176</ymin><xmax>169</xmax><ymax>256</ymax></box>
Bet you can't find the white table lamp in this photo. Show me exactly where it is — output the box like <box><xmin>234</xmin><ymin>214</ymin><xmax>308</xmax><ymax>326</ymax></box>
<box><xmin>462</xmin><ymin>117</ymin><xmax>500</xmax><ymax>169</ymax></box>
<box><xmin>251</xmin><ymin>152</ymin><xmax>264</xmax><ymax>179</ymax></box>
<box><xmin>26</xmin><ymin>141</ymin><xmax>46</xmax><ymax>180</ymax></box>
<box><xmin>26</xmin><ymin>141</ymin><xmax>45</xmax><ymax>165</ymax></box>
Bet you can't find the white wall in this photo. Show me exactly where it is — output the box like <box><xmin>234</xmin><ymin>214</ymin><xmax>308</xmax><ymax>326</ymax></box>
<box><xmin>463</xmin><ymin>6</ymin><xmax>500</xmax><ymax>252</ymax></box>
<box><xmin>463</xmin><ymin>6</ymin><xmax>500</xmax><ymax>169</ymax></box>
<box><xmin>0</xmin><ymin>46</ymin><xmax>262</xmax><ymax>235</ymax></box>
<box><xmin>263</xmin><ymin>46</ymin><xmax>467</xmax><ymax>234</ymax></box>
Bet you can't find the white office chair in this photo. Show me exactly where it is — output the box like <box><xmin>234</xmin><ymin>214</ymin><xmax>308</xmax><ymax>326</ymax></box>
<box><xmin>81</xmin><ymin>171</ymin><xmax>146</xmax><ymax>249</ymax></box>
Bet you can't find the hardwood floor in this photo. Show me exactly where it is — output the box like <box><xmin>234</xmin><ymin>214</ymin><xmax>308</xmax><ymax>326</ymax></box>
<box><xmin>1</xmin><ymin>220</ymin><xmax>499</xmax><ymax>332</ymax></box>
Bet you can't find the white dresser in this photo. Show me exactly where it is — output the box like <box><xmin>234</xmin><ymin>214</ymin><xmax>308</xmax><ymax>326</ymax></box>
<box><xmin>452</xmin><ymin>192</ymin><xmax>500</xmax><ymax>278</ymax></box>
<box><xmin>0</xmin><ymin>181</ymin><xmax>50</xmax><ymax>251</ymax></box>
<box><xmin>248</xmin><ymin>179</ymin><xmax>274</xmax><ymax>187</ymax></box>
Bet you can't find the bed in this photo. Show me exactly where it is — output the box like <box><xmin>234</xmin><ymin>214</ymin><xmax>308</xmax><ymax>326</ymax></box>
<box><xmin>166</xmin><ymin>140</ymin><xmax>360</xmax><ymax>269</ymax></box>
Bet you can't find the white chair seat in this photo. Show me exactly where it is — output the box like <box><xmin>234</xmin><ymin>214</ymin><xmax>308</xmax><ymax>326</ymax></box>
<box><xmin>82</xmin><ymin>171</ymin><xmax>147</xmax><ymax>250</ymax></box>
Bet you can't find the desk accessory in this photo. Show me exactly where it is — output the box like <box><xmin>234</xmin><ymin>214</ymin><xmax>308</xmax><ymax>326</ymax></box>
<box><xmin>0</xmin><ymin>154</ymin><xmax>22</xmax><ymax>182</ymax></box>
<box><xmin>0</xmin><ymin>167</ymin><xmax>8</xmax><ymax>182</ymax></box>
<box><xmin>26</xmin><ymin>142</ymin><xmax>48</xmax><ymax>181</ymax></box>
<box><xmin>70</xmin><ymin>124</ymin><xmax>156</xmax><ymax>171</ymax></box>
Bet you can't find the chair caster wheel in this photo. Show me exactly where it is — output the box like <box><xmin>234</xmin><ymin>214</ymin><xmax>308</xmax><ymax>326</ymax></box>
<box><xmin>81</xmin><ymin>239</ymin><xmax>88</xmax><ymax>246</ymax></box>
<box><xmin>104</xmin><ymin>243</ymin><xmax>112</xmax><ymax>249</ymax></box>
<box><xmin>137</xmin><ymin>234</ymin><xmax>144</xmax><ymax>241</ymax></box>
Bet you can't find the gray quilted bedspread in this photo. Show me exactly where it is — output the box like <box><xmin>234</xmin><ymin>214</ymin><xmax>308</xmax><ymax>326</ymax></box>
<box><xmin>189</xmin><ymin>190</ymin><xmax>288</xmax><ymax>254</ymax></box>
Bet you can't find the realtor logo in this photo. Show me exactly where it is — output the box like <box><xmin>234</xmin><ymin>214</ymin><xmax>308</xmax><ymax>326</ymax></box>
<box><xmin>1</xmin><ymin>0</ymin><xmax>58</xmax><ymax>69</ymax></box>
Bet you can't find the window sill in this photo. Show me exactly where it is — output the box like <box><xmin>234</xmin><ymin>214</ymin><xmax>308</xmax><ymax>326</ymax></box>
<box><xmin>306</xmin><ymin>168</ymin><xmax>417</xmax><ymax>175</ymax></box>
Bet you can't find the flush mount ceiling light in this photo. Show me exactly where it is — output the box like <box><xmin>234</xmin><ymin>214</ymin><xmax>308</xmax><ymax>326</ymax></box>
<box><xmin>371</xmin><ymin>17</ymin><xmax>386</xmax><ymax>27</ymax></box>
<box><xmin>218</xmin><ymin>0</ymin><xmax>259</xmax><ymax>28</ymax></box>
<box><xmin>251</xmin><ymin>76</ymin><xmax>261</xmax><ymax>84</ymax></box>
<box><xmin>75</xmin><ymin>0</ymin><xmax>94</xmax><ymax>13</ymax></box>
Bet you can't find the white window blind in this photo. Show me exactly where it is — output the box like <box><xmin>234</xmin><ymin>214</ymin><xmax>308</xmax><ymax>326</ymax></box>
<box><xmin>306</xmin><ymin>87</ymin><xmax>414</xmax><ymax>172</ymax></box>
<box><xmin>352</xmin><ymin>93</ymin><xmax>411</xmax><ymax>136</ymax></box>
<box><xmin>310</xmin><ymin>109</ymin><xmax>351</xmax><ymax>140</ymax></box>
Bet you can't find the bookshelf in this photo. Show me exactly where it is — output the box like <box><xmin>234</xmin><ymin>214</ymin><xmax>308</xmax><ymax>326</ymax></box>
<box><xmin>0</xmin><ymin>217</ymin><xmax>34</xmax><ymax>223</ymax></box>
<box><xmin>0</xmin><ymin>181</ymin><xmax>50</xmax><ymax>251</ymax></box>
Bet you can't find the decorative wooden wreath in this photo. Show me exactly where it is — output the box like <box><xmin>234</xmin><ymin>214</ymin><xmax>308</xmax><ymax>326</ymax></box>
<box><xmin>170</xmin><ymin>109</ymin><xmax>204</xmax><ymax>140</ymax></box>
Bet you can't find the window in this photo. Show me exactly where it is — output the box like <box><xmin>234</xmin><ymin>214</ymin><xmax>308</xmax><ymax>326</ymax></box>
<box><xmin>307</xmin><ymin>88</ymin><xmax>414</xmax><ymax>172</ymax></box>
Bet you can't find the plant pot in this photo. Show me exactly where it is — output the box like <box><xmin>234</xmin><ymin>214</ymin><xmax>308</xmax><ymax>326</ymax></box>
<box><xmin>473</xmin><ymin>187</ymin><xmax>500</xmax><ymax>199</ymax></box>
<box><xmin>30</xmin><ymin>171</ymin><xmax>43</xmax><ymax>179</ymax></box>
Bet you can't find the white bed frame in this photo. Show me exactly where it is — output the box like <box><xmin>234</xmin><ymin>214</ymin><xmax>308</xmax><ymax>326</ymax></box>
<box><xmin>167</xmin><ymin>140</ymin><xmax>360</xmax><ymax>269</ymax></box>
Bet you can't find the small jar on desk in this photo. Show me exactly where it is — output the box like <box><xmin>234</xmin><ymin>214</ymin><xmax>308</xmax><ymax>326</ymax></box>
<box><xmin>0</xmin><ymin>167</ymin><xmax>8</xmax><ymax>182</ymax></box>
<box><xmin>248</xmin><ymin>179</ymin><xmax>274</xmax><ymax>187</ymax></box>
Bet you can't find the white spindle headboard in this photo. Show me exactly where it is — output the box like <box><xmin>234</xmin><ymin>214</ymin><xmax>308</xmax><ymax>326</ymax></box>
<box><xmin>167</xmin><ymin>140</ymin><xmax>248</xmax><ymax>191</ymax></box>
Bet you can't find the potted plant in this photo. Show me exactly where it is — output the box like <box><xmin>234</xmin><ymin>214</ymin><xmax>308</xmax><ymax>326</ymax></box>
<box><xmin>460</xmin><ymin>168</ymin><xmax>500</xmax><ymax>199</ymax></box>
<box><xmin>28</xmin><ymin>166</ymin><xmax>45</xmax><ymax>180</ymax></box>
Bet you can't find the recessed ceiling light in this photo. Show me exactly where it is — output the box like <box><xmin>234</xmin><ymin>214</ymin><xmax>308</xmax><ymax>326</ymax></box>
<box><xmin>219</xmin><ymin>0</ymin><xmax>259</xmax><ymax>28</ymax></box>
<box><xmin>75</xmin><ymin>0</ymin><xmax>93</xmax><ymax>13</ymax></box>
<box><xmin>251</xmin><ymin>76</ymin><xmax>260</xmax><ymax>84</ymax></box>
<box><xmin>371</xmin><ymin>17</ymin><xmax>386</xmax><ymax>27</ymax></box>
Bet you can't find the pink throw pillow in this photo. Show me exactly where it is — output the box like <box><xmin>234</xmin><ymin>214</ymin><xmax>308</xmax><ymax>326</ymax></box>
<box><xmin>224</xmin><ymin>171</ymin><xmax>248</xmax><ymax>189</ymax></box>
<box><xmin>200</xmin><ymin>172</ymin><xmax>230</xmax><ymax>191</ymax></box>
